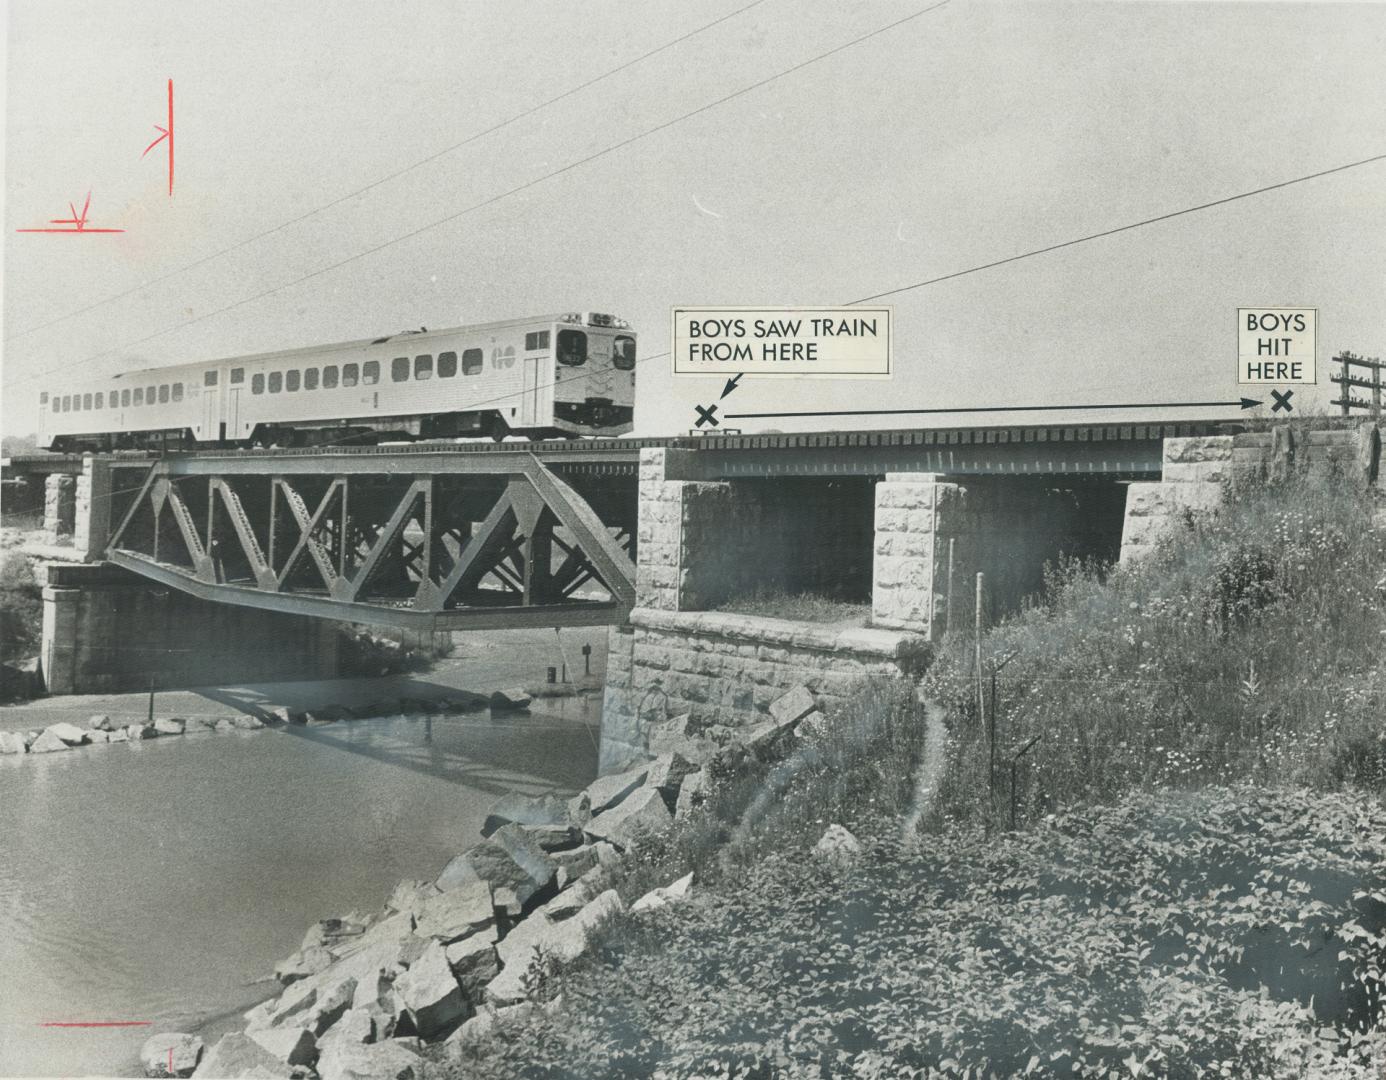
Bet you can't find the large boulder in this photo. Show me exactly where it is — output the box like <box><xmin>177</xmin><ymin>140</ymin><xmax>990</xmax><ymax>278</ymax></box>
<box><xmin>814</xmin><ymin>823</ymin><xmax>863</xmax><ymax>866</ymax></box>
<box><xmin>213</xmin><ymin>718</ymin><xmax>238</xmax><ymax>733</ymax></box>
<box><xmin>192</xmin><ymin>1033</ymin><xmax>293</xmax><ymax>1078</ymax></box>
<box><xmin>644</xmin><ymin>752</ymin><xmax>699</xmax><ymax>806</ymax></box>
<box><xmin>315</xmin><ymin>1039</ymin><xmax>424</xmax><ymax>1080</ymax></box>
<box><xmin>646</xmin><ymin>713</ymin><xmax>718</xmax><ymax>765</ymax></box>
<box><xmin>485</xmin><ymin>889</ymin><xmax>624</xmax><ymax>1004</ymax></box>
<box><xmin>48</xmin><ymin>721</ymin><xmax>90</xmax><ymax>745</ymax></box>
<box><xmin>126</xmin><ymin>722</ymin><xmax>156</xmax><ymax>741</ymax></box>
<box><xmin>392</xmin><ymin>939</ymin><xmax>467</xmax><ymax>1036</ymax></box>
<box><xmin>247</xmin><ymin>970</ymin><xmax>357</xmax><ymax>1036</ymax></box>
<box><xmin>386</xmin><ymin>879</ymin><xmax>441</xmax><ymax>917</ymax></box>
<box><xmin>154</xmin><ymin>718</ymin><xmax>186</xmax><ymax>736</ymax></box>
<box><xmin>551</xmin><ymin>844</ymin><xmax>600</xmax><ymax>890</ymax></box>
<box><xmin>769</xmin><ymin>685</ymin><xmax>817</xmax><ymax>726</ymax></box>
<box><xmin>181</xmin><ymin>717</ymin><xmax>215</xmax><ymax>733</ymax></box>
<box><xmin>0</xmin><ymin>731</ymin><xmax>28</xmax><ymax>754</ymax></box>
<box><xmin>518</xmin><ymin>822</ymin><xmax>581</xmax><ymax>852</ymax></box>
<box><xmin>232</xmin><ymin>714</ymin><xmax>266</xmax><ymax>730</ymax></box>
<box><xmin>108</xmin><ymin>727</ymin><xmax>130</xmax><ymax>743</ymax></box>
<box><xmin>88</xmin><ymin>714</ymin><xmax>115</xmax><ymax>732</ymax></box>
<box><xmin>300</xmin><ymin>914</ymin><xmax>371</xmax><ymax>955</ymax></box>
<box><xmin>584</xmin><ymin>763</ymin><xmax>650</xmax><ymax>817</ymax></box>
<box><xmin>412</xmin><ymin>880</ymin><xmax>495</xmax><ymax>945</ymax></box>
<box><xmin>488</xmin><ymin>688</ymin><xmax>532</xmax><ymax>713</ymax></box>
<box><xmin>631</xmin><ymin>871</ymin><xmax>694</xmax><ymax>913</ymax></box>
<box><xmin>274</xmin><ymin>944</ymin><xmax>334</xmax><ymax>986</ymax></box>
<box><xmin>675</xmin><ymin>770</ymin><xmax>709</xmax><ymax>820</ymax></box>
<box><xmin>446</xmin><ymin>933</ymin><xmax>501</xmax><ymax>998</ymax></box>
<box><xmin>87</xmin><ymin>730</ymin><xmax>111</xmax><ymax>744</ymax></box>
<box><xmin>584</xmin><ymin>786</ymin><xmax>673</xmax><ymax>850</ymax></box>
<box><xmin>315</xmin><ymin>1006</ymin><xmax>376</xmax><ymax>1052</ymax></box>
<box><xmin>481</xmin><ymin>791</ymin><xmax>568</xmax><ymax>837</ymax></box>
<box><xmin>246</xmin><ymin>1026</ymin><xmax>317</xmax><ymax>1067</ymax></box>
<box><xmin>140</xmin><ymin>1031</ymin><xmax>204</xmax><ymax>1078</ymax></box>
<box><xmin>28</xmin><ymin>728</ymin><xmax>71</xmax><ymax>753</ymax></box>
<box><xmin>268</xmin><ymin>707</ymin><xmax>304</xmax><ymax>725</ymax></box>
<box><xmin>435</xmin><ymin>824</ymin><xmax>557</xmax><ymax>916</ymax></box>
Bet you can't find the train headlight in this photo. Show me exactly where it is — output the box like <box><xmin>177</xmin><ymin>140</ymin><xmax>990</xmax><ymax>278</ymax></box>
<box><xmin>560</xmin><ymin>312</ymin><xmax>584</xmax><ymax>324</ymax></box>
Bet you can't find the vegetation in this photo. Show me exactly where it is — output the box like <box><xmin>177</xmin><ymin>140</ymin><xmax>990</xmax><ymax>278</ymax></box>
<box><xmin>0</xmin><ymin>551</ymin><xmax>42</xmax><ymax>664</ymax></box>
<box><xmin>713</xmin><ymin>585</ymin><xmax>870</xmax><ymax>627</ymax></box>
<box><xmin>452</xmin><ymin>789</ymin><xmax>1386</xmax><ymax>1079</ymax></box>
<box><xmin>440</xmin><ymin>458</ymin><xmax>1386</xmax><ymax>1078</ymax></box>
<box><xmin>922</xmin><ymin>463</ymin><xmax>1386</xmax><ymax>830</ymax></box>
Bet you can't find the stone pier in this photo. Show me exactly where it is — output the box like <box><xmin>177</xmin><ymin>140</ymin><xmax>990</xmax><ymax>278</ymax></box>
<box><xmin>41</xmin><ymin>563</ymin><xmax>340</xmax><ymax>694</ymax></box>
<box><xmin>43</xmin><ymin>474</ymin><xmax>76</xmax><ymax>543</ymax></box>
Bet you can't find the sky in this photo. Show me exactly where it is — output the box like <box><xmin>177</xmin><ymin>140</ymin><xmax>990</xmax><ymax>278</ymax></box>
<box><xmin>4</xmin><ymin>0</ymin><xmax>1385</xmax><ymax>439</ymax></box>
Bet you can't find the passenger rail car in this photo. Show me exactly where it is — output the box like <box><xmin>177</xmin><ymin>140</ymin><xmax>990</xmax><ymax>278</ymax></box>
<box><xmin>36</xmin><ymin>312</ymin><xmax>636</xmax><ymax>451</ymax></box>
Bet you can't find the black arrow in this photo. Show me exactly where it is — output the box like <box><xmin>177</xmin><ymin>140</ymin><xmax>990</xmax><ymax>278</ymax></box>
<box><xmin>720</xmin><ymin>373</ymin><xmax>744</xmax><ymax>399</ymax></box>
<box><xmin>724</xmin><ymin>398</ymin><xmax>1262</xmax><ymax>420</ymax></box>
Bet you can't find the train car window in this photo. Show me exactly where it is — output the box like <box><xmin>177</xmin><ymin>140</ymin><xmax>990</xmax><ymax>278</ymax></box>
<box><xmin>304</xmin><ymin>368</ymin><xmax>319</xmax><ymax>390</ymax></box>
<box><xmin>134</xmin><ymin>389</ymin><xmax>144</xmax><ymax>406</ymax></box>
<box><xmin>286</xmin><ymin>370</ymin><xmax>300</xmax><ymax>392</ymax></box>
<box><xmin>438</xmin><ymin>352</ymin><xmax>457</xmax><ymax>378</ymax></box>
<box><xmin>83</xmin><ymin>393</ymin><xmax>93</xmax><ymax>410</ymax></box>
<box><xmin>158</xmin><ymin>385</ymin><xmax>169</xmax><ymax>403</ymax></box>
<box><xmin>147</xmin><ymin>385</ymin><xmax>157</xmax><ymax>403</ymax></box>
<box><xmin>94</xmin><ymin>394</ymin><xmax>103</xmax><ymax>410</ymax></box>
<box><xmin>363</xmin><ymin>361</ymin><xmax>380</xmax><ymax>385</ymax></box>
<box><xmin>462</xmin><ymin>349</ymin><xmax>483</xmax><ymax>375</ymax></box>
<box><xmin>557</xmin><ymin>329</ymin><xmax>587</xmax><ymax>366</ymax></box>
<box><xmin>525</xmin><ymin>331</ymin><xmax>550</xmax><ymax>351</ymax></box>
<box><xmin>392</xmin><ymin>357</ymin><xmax>409</xmax><ymax>382</ymax></box>
<box><xmin>230</xmin><ymin>367</ymin><xmax>245</xmax><ymax>385</ymax></box>
<box><xmin>172</xmin><ymin>383</ymin><xmax>184</xmax><ymax>402</ymax></box>
<box><xmin>342</xmin><ymin>364</ymin><xmax>359</xmax><ymax>388</ymax></box>
<box><xmin>414</xmin><ymin>355</ymin><xmax>433</xmax><ymax>380</ymax></box>
<box><xmin>51</xmin><ymin>396</ymin><xmax>58</xmax><ymax>412</ymax></box>
<box><xmin>109</xmin><ymin>391</ymin><xmax>119</xmax><ymax>408</ymax></box>
<box><xmin>268</xmin><ymin>372</ymin><xmax>282</xmax><ymax>394</ymax></box>
<box><xmin>323</xmin><ymin>366</ymin><xmax>339</xmax><ymax>389</ymax></box>
<box><xmin>252</xmin><ymin>375</ymin><xmax>264</xmax><ymax>395</ymax></box>
<box><xmin>204</xmin><ymin>371</ymin><xmax>218</xmax><ymax>387</ymax></box>
<box><xmin>613</xmin><ymin>335</ymin><xmax>636</xmax><ymax>370</ymax></box>
<box><xmin>40</xmin><ymin>392</ymin><xmax>48</xmax><ymax>406</ymax></box>
<box><xmin>122</xmin><ymin>389</ymin><xmax>131</xmax><ymax>407</ymax></box>
<box><xmin>492</xmin><ymin>346</ymin><xmax>516</xmax><ymax>369</ymax></box>
<box><xmin>61</xmin><ymin>395</ymin><xmax>69</xmax><ymax>412</ymax></box>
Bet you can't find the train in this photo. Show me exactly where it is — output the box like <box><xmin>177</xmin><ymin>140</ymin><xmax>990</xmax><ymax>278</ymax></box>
<box><xmin>35</xmin><ymin>312</ymin><xmax>636</xmax><ymax>451</ymax></box>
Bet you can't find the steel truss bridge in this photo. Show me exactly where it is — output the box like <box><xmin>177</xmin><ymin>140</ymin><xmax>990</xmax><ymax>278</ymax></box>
<box><xmin>14</xmin><ymin>420</ymin><xmax>1239</xmax><ymax>630</ymax></box>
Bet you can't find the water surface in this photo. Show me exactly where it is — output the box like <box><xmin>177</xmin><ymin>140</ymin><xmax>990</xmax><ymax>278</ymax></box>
<box><xmin>0</xmin><ymin>704</ymin><xmax>598</xmax><ymax>1077</ymax></box>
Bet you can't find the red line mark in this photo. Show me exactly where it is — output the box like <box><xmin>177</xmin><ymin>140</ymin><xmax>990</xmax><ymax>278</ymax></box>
<box><xmin>142</xmin><ymin>79</ymin><xmax>173</xmax><ymax>195</ymax></box>
<box><xmin>41</xmin><ymin>1021</ymin><xmax>151</xmax><ymax>1028</ymax></box>
<box><xmin>15</xmin><ymin>190</ymin><xmax>125</xmax><ymax>234</ymax></box>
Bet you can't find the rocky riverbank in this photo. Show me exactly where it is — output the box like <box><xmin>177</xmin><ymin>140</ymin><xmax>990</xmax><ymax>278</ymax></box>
<box><xmin>0</xmin><ymin>688</ymin><xmax>534</xmax><ymax>760</ymax></box>
<box><xmin>137</xmin><ymin>684</ymin><xmax>824</xmax><ymax>1080</ymax></box>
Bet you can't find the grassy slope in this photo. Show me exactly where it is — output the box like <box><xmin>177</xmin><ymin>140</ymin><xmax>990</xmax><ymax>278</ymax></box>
<box><xmin>443</xmin><ymin>464</ymin><xmax>1386</xmax><ymax>1079</ymax></box>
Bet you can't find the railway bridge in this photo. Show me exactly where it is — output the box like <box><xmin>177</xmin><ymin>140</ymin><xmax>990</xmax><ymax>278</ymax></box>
<box><xmin>9</xmin><ymin>419</ymin><xmax>1376</xmax><ymax>759</ymax></box>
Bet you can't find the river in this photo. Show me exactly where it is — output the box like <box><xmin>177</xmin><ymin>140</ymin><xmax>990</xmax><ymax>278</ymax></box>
<box><xmin>0</xmin><ymin>701</ymin><xmax>599</xmax><ymax>1077</ymax></box>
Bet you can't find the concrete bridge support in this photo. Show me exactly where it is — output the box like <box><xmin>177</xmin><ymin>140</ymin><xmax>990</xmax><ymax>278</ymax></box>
<box><xmin>40</xmin><ymin>563</ymin><xmax>340</xmax><ymax>695</ymax></box>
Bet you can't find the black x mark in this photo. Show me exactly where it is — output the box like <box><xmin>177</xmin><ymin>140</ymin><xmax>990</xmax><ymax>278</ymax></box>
<box><xmin>1270</xmin><ymin>389</ymin><xmax>1294</xmax><ymax>413</ymax></box>
<box><xmin>694</xmin><ymin>403</ymin><xmax>720</xmax><ymax>428</ymax></box>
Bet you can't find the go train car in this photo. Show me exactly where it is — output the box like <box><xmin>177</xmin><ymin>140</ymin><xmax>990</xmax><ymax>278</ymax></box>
<box><xmin>36</xmin><ymin>312</ymin><xmax>636</xmax><ymax>451</ymax></box>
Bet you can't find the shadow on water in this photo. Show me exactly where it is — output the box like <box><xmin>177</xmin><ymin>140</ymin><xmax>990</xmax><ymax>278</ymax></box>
<box><xmin>266</xmin><ymin>706</ymin><xmax>601</xmax><ymax>801</ymax></box>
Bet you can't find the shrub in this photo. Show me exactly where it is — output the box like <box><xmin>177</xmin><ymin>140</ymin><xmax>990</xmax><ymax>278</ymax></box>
<box><xmin>0</xmin><ymin>551</ymin><xmax>42</xmax><ymax>665</ymax></box>
<box><xmin>444</xmin><ymin>788</ymin><xmax>1386</xmax><ymax>1079</ymax></box>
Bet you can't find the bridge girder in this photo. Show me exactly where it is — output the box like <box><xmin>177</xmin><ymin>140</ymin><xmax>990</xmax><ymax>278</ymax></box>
<box><xmin>105</xmin><ymin>455</ymin><xmax>637</xmax><ymax>630</ymax></box>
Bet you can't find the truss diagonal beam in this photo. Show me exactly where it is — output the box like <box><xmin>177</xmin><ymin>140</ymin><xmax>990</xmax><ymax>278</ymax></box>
<box><xmin>522</xmin><ymin>457</ymin><xmax>635</xmax><ymax>606</ymax></box>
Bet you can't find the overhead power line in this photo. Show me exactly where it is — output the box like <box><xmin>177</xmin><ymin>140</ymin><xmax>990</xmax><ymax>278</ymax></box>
<box><xmin>8</xmin><ymin>1</ymin><xmax>950</xmax><ymax>392</ymax></box>
<box><xmin>847</xmin><ymin>152</ymin><xmax>1386</xmax><ymax>304</ymax></box>
<box><xmin>5</xmin><ymin>0</ymin><xmax>770</xmax><ymax>343</ymax></box>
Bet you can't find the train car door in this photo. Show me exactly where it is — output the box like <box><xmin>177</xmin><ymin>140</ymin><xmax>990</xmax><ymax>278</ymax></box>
<box><xmin>202</xmin><ymin>372</ymin><xmax>222</xmax><ymax>442</ymax></box>
<box><xmin>521</xmin><ymin>355</ymin><xmax>542</xmax><ymax>428</ymax></box>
